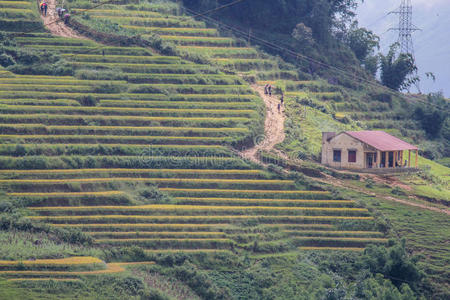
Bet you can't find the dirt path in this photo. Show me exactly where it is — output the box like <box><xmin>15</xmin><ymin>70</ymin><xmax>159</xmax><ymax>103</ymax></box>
<box><xmin>315</xmin><ymin>174</ymin><xmax>450</xmax><ymax>215</ymax></box>
<box><xmin>40</xmin><ymin>0</ymin><xmax>86</xmax><ymax>39</ymax></box>
<box><xmin>241</xmin><ymin>85</ymin><xmax>286</xmax><ymax>162</ymax></box>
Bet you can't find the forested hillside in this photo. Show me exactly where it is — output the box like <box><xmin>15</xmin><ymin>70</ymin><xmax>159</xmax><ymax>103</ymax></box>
<box><xmin>0</xmin><ymin>0</ymin><xmax>448</xmax><ymax>299</ymax></box>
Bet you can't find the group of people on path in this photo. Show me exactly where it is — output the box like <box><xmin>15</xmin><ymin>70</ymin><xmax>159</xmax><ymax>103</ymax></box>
<box><xmin>39</xmin><ymin>1</ymin><xmax>48</xmax><ymax>16</ymax></box>
<box><xmin>39</xmin><ymin>0</ymin><xmax>71</xmax><ymax>24</ymax></box>
<box><xmin>264</xmin><ymin>83</ymin><xmax>284</xmax><ymax>113</ymax></box>
<box><xmin>56</xmin><ymin>6</ymin><xmax>71</xmax><ymax>24</ymax></box>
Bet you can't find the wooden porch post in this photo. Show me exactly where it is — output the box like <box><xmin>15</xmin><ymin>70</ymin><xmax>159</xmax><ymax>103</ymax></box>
<box><xmin>408</xmin><ymin>150</ymin><xmax>411</xmax><ymax>168</ymax></box>
<box><xmin>393</xmin><ymin>151</ymin><xmax>397</xmax><ymax>168</ymax></box>
<box><xmin>377</xmin><ymin>151</ymin><xmax>381</xmax><ymax>168</ymax></box>
<box><xmin>415</xmin><ymin>149</ymin><xmax>418</xmax><ymax>168</ymax></box>
<box><xmin>400</xmin><ymin>151</ymin><xmax>403</xmax><ymax>167</ymax></box>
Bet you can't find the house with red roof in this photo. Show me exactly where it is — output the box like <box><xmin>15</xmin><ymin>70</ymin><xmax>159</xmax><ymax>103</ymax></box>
<box><xmin>321</xmin><ymin>131</ymin><xmax>419</xmax><ymax>170</ymax></box>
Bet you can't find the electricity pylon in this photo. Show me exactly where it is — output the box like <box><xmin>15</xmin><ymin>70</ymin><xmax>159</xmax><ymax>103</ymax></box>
<box><xmin>389</xmin><ymin>0</ymin><xmax>421</xmax><ymax>92</ymax></box>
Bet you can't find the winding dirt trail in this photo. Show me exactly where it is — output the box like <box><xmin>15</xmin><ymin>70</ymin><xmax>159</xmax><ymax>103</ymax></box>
<box><xmin>40</xmin><ymin>0</ymin><xmax>86</xmax><ymax>39</ymax></box>
<box><xmin>241</xmin><ymin>85</ymin><xmax>286</xmax><ymax>162</ymax></box>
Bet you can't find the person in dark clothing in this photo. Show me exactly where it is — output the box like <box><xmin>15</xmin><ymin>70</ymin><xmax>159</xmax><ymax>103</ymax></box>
<box><xmin>264</xmin><ymin>84</ymin><xmax>268</xmax><ymax>95</ymax></box>
<box><xmin>268</xmin><ymin>85</ymin><xmax>272</xmax><ymax>96</ymax></box>
<box><xmin>43</xmin><ymin>2</ymin><xmax>47</xmax><ymax>16</ymax></box>
<box><xmin>64</xmin><ymin>13</ymin><xmax>70</xmax><ymax>24</ymax></box>
<box><xmin>280</xmin><ymin>93</ymin><xmax>284</xmax><ymax>105</ymax></box>
<box><xmin>102</xmin><ymin>50</ymin><xmax>105</xmax><ymax>56</ymax></box>
<box><xmin>277</xmin><ymin>103</ymin><xmax>281</xmax><ymax>112</ymax></box>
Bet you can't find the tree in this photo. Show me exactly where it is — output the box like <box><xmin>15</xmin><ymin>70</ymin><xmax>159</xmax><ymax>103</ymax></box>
<box><xmin>379</xmin><ymin>43</ymin><xmax>418</xmax><ymax>91</ymax></box>
<box><xmin>360</xmin><ymin>241</ymin><xmax>423</xmax><ymax>290</ymax></box>
<box><xmin>182</xmin><ymin>0</ymin><xmax>359</xmax><ymax>43</ymax></box>
<box><xmin>413</xmin><ymin>92</ymin><xmax>448</xmax><ymax>139</ymax></box>
<box><xmin>345</xmin><ymin>22</ymin><xmax>380</xmax><ymax>61</ymax></box>
<box><xmin>362</xmin><ymin>55</ymin><xmax>379</xmax><ymax>77</ymax></box>
<box><xmin>292</xmin><ymin>23</ymin><xmax>314</xmax><ymax>50</ymax></box>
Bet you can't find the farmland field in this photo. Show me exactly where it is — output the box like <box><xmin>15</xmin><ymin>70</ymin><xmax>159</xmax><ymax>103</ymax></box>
<box><xmin>0</xmin><ymin>0</ymin><xmax>447</xmax><ymax>298</ymax></box>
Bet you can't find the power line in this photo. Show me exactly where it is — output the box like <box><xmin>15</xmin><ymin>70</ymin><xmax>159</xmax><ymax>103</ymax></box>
<box><xmin>1</xmin><ymin>1</ymin><xmax>446</xmax><ymax>111</ymax></box>
<box><xmin>191</xmin><ymin>0</ymin><xmax>247</xmax><ymax>18</ymax></box>
<box><xmin>183</xmin><ymin>7</ymin><xmax>448</xmax><ymax>112</ymax></box>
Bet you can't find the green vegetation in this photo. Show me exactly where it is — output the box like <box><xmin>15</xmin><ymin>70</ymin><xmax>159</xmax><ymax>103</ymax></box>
<box><xmin>0</xmin><ymin>0</ymin><xmax>448</xmax><ymax>298</ymax></box>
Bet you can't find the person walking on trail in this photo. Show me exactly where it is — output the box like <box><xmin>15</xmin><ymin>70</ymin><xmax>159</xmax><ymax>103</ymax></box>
<box><xmin>268</xmin><ymin>85</ymin><xmax>272</xmax><ymax>96</ymax></box>
<box><xmin>264</xmin><ymin>84</ymin><xmax>268</xmax><ymax>95</ymax></box>
<box><xmin>280</xmin><ymin>93</ymin><xmax>284</xmax><ymax>106</ymax></box>
<box><xmin>60</xmin><ymin>8</ymin><xmax>66</xmax><ymax>18</ymax></box>
<box><xmin>56</xmin><ymin>7</ymin><xmax>62</xmax><ymax>18</ymax></box>
<box><xmin>43</xmin><ymin>2</ymin><xmax>47</xmax><ymax>16</ymax></box>
<box><xmin>40</xmin><ymin>2</ymin><xmax>45</xmax><ymax>15</ymax></box>
<box><xmin>277</xmin><ymin>103</ymin><xmax>281</xmax><ymax>113</ymax></box>
<box><xmin>64</xmin><ymin>13</ymin><xmax>71</xmax><ymax>24</ymax></box>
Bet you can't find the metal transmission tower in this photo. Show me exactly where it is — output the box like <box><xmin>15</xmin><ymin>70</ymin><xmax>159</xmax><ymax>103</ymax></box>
<box><xmin>390</xmin><ymin>0</ymin><xmax>420</xmax><ymax>57</ymax></box>
<box><xmin>389</xmin><ymin>0</ymin><xmax>421</xmax><ymax>92</ymax></box>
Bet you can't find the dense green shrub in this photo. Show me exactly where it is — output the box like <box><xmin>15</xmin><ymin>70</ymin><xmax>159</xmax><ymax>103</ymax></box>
<box><xmin>360</xmin><ymin>241</ymin><xmax>423</xmax><ymax>290</ymax></box>
<box><xmin>78</xmin><ymin>95</ymin><xmax>98</xmax><ymax>106</ymax></box>
<box><xmin>0</xmin><ymin>33</ymin><xmax>72</xmax><ymax>75</ymax></box>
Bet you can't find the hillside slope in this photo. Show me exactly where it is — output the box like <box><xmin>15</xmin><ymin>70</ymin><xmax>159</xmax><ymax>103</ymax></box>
<box><xmin>0</xmin><ymin>0</ymin><xmax>447</xmax><ymax>299</ymax></box>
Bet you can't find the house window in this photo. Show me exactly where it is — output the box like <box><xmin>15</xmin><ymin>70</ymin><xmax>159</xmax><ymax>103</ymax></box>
<box><xmin>348</xmin><ymin>150</ymin><xmax>357</xmax><ymax>163</ymax></box>
<box><xmin>333</xmin><ymin>150</ymin><xmax>341</xmax><ymax>162</ymax></box>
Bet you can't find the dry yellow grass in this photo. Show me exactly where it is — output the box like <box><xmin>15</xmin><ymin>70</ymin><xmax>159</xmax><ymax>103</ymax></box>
<box><xmin>94</xmin><ymin>238</ymin><xmax>231</xmax><ymax>243</ymax></box>
<box><xmin>0</xmin><ymin>257</ymin><xmax>102</xmax><ymax>267</ymax></box>
<box><xmin>0</xmin><ymin>262</ymin><xmax>154</xmax><ymax>276</ymax></box>
<box><xmin>7</xmin><ymin>278</ymin><xmax>81</xmax><ymax>282</ymax></box>
<box><xmin>28</xmin><ymin>215</ymin><xmax>374</xmax><ymax>221</ymax></box>
<box><xmin>1</xmin><ymin>168</ymin><xmax>261</xmax><ymax>175</ymax></box>
<box><xmin>8</xmin><ymin>191</ymin><xmax>124</xmax><ymax>197</ymax></box>
<box><xmin>86</xmin><ymin>231</ymin><xmax>226</xmax><ymax>236</ymax></box>
<box><xmin>29</xmin><ymin>204</ymin><xmax>368</xmax><ymax>213</ymax></box>
<box><xmin>175</xmin><ymin>197</ymin><xmax>353</xmax><ymax>204</ymax></box>
<box><xmin>299</xmin><ymin>247</ymin><xmax>365</xmax><ymax>251</ymax></box>
<box><xmin>144</xmin><ymin>249</ymin><xmax>231</xmax><ymax>253</ymax></box>
<box><xmin>1</xmin><ymin>178</ymin><xmax>293</xmax><ymax>185</ymax></box>
<box><xmin>0</xmin><ymin>134</ymin><xmax>229</xmax><ymax>143</ymax></box>
<box><xmin>283</xmin><ymin>230</ymin><xmax>383</xmax><ymax>235</ymax></box>
<box><xmin>53</xmin><ymin>223</ymin><xmax>223</xmax><ymax>228</ymax></box>
<box><xmin>161</xmin><ymin>188</ymin><xmax>329</xmax><ymax>194</ymax></box>
<box><xmin>295</xmin><ymin>237</ymin><xmax>388</xmax><ymax>242</ymax></box>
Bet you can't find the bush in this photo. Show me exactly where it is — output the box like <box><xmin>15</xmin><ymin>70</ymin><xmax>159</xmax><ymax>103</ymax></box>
<box><xmin>0</xmin><ymin>213</ymin><xmax>93</xmax><ymax>245</ymax></box>
<box><xmin>136</xmin><ymin>186</ymin><xmax>172</xmax><ymax>204</ymax></box>
<box><xmin>365</xmin><ymin>178</ymin><xmax>374</xmax><ymax>188</ymax></box>
<box><xmin>78</xmin><ymin>95</ymin><xmax>98</xmax><ymax>106</ymax></box>
<box><xmin>360</xmin><ymin>241</ymin><xmax>423</xmax><ymax>290</ymax></box>
<box><xmin>0</xmin><ymin>53</ymin><xmax>15</xmax><ymax>67</ymax></box>
<box><xmin>140</xmin><ymin>289</ymin><xmax>174</xmax><ymax>300</ymax></box>
<box><xmin>391</xmin><ymin>186</ymin><xmax>406</xmax><ymax>196</ymax></box>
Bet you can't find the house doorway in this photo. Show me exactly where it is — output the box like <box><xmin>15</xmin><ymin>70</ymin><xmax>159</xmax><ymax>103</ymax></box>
<box><xmin>388</xmin><ymin>151</ymin><xmax>394</xmax><ymax>168</ymax></box>
<box><xmin>366</xmin><ymin>153</ymin><xmax>376</xmax><ymax>168</ymax></box>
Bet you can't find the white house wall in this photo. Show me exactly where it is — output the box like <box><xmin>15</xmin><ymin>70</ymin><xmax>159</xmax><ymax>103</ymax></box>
<box><xmin>322</xmin><ymin>134</ymin><xmax>366</xmax><ymax>169</ymax></box>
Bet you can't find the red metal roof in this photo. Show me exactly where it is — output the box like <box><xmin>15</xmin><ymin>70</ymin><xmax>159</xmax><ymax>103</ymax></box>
<box><xmin>344</xmin><ymin>131</ymin><xmax>418</xmax><ymax>151</ymax></box>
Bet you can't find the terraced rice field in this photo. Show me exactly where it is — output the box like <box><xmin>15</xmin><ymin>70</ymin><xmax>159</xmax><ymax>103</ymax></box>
<box><xmin>0</xmin><ymin>0</ymin><xmax>385</xmax><ymax>257</ymax></box>
<box><xmin>0</xmin><ymin>257</ymin><xmax>154</xmax><ymax>281</ymax></box>
<box><xmin>69</xmin><ymin>4</ymin><xmax>279</xmax><ymax>72</ymax></box>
